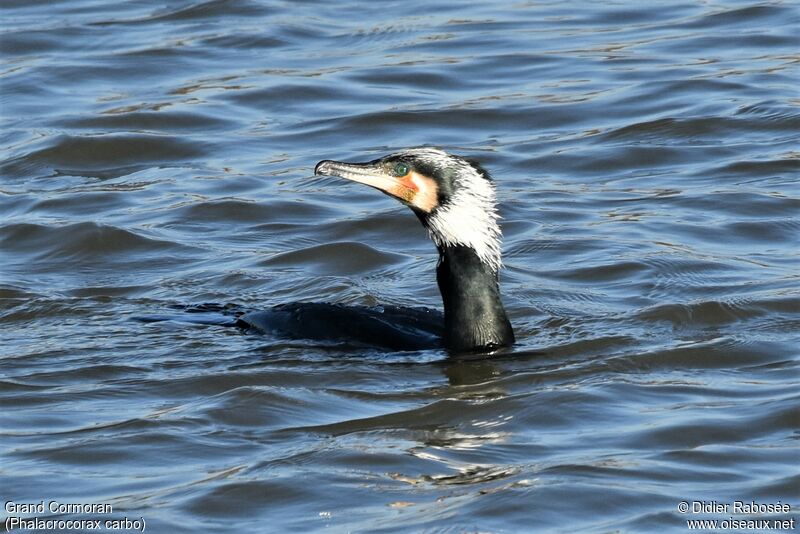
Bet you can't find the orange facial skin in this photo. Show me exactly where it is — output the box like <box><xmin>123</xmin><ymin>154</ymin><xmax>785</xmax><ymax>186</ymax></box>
<box><xmin>392</xmin><ymin>170</ymin><xmax>438</xmax><ymax>213</ymax></box>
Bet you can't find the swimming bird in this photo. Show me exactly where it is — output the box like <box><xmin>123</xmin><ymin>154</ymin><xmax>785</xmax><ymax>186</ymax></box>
<box><xmin>238</xmin><ymin>148</ymin><xmax>515</xmax><ymax>353</ymax></box>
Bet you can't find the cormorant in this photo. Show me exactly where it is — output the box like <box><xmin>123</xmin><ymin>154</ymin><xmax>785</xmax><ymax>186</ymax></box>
<box><xmin>238</xmin><ymin>148</ymin><xmax>515</xmax><ymax>353</ymax></box>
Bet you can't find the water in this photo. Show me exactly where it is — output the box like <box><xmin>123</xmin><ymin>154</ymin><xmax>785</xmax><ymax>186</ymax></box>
<box><xmin>2</xmin><ymin>0</ymin><xmax>799</xmax><ymax>531</ymax></box>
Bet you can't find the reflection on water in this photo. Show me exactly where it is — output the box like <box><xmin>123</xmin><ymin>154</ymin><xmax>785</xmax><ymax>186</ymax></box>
<box><xmin>1</xmin><ymin>0</ymin><xmax>799</xmax><ymax>531</ymax></box>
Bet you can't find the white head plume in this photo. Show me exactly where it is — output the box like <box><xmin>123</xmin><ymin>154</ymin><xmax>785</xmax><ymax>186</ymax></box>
<box><xmin>400</xmin><ymin>148</ymin><xmax>503</xmax><ymax>272</ymax></box>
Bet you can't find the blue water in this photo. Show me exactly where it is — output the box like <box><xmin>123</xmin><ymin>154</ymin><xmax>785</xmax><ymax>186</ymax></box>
<box><xmin>1</xmin><ymin>1</ymin><xmax>799</xmax><ymax>532</ymax></box>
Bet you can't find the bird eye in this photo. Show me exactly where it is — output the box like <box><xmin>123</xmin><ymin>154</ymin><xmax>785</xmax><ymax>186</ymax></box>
<box><xmin>393</xmin><ymin>162</ymin><xmax>409</xmax><ymax>176</ymax></box>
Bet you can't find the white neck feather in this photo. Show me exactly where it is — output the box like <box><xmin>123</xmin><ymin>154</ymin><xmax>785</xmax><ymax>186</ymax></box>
<box><xmin>423</xmin><ymin>155</ymin><xmax>503</xmax><ymax>272</ymax></box>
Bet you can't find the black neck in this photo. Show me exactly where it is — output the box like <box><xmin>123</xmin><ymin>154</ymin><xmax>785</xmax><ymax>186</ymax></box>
<box><xmin>436</xmin><ymin>245</ymin><xmax>515</xmax><ymax>352</ymax></box>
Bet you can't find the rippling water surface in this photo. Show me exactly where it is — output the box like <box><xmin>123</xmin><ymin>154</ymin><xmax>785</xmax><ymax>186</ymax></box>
<box><xmin>2</xmin><ymin>0</ymin><xmax>799</xmax><ymax>531</ymax></box>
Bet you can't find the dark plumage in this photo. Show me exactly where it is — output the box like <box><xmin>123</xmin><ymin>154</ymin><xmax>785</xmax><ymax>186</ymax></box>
<box><xmin>238</xmin><ymin>148</ymin><xmax>515</xmax><ymax>353</ymax></box>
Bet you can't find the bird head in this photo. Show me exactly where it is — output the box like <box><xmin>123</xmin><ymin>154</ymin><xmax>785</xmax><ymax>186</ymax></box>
<box><xmin>315</xmin><ymin>148</ymin><xmax>503</xmax><ymax>272</ymax></box>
